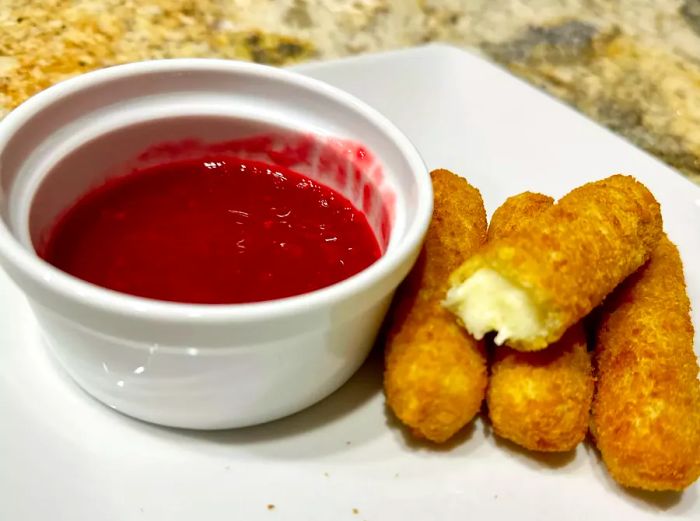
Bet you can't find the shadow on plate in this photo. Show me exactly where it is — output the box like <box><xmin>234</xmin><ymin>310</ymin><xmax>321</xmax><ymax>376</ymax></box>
<box><xmin>583</xmin><ymin>438</ymin><xmax>694</xmax><ymax>512</ymax></box>
<box><xmin>478</xmin><ymin>401</ymin><xmax>578</xmax><ymax>469</ymax></box>
<box><xmin>383</xmin><ymin>403</ymin><xmax>478</xmax><ymax>454</ymax></box>
<box><xmin>150</xmin><ymin>345</ymin><xmax>388</xmax><ymax>458</ymax></box>
<box><xmin>492</xmin><ymin>434</ymin><xmax>577</xmax><ymax>469</ymax></box>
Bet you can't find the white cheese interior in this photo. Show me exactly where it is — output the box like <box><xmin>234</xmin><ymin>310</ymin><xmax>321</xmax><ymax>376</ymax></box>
<box><xmin>443</xmin><ymin>268</ymin><xmax>545</xmax><ymax>345</ymax></box>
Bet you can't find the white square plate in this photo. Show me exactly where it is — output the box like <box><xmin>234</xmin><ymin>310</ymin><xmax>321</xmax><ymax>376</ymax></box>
<box><xmin>1</xmin><ymin>45</ymin><xmax>698</xmax><ymax>520</ymax></box>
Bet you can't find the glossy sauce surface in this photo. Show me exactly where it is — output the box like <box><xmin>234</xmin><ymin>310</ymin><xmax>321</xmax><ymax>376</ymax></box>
<box><xmin>41</xmin><ymin>157</ymin><xmax>381</xmax><ymax>304</ymax></box>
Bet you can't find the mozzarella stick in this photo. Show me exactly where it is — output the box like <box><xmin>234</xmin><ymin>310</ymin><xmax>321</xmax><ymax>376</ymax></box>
<box><xmin>591</xmin><ymin>235</ymin><xmax>700</xmax><ymax>491</ymax></box>
<box><xmin>487</xmin><ymin>192</ymin><xmax>555</xmax><ymax>242</ymax></box>
<box><xmin>444</xmin><ymin>175</ymin><xmax>663</xmax><ymax>351</ymax></box>
<box><xmin>487</xmin><ymin>193</ymin><xmax>594</xmax><ymax>452</ymax></box>
<box><xmin>384</xmin><ymin>169</ymin><xmax>487</xmax><ymax>443</ymax></box>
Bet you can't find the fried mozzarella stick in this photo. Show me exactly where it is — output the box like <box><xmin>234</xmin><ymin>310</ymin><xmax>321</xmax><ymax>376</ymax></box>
<box><xmin>444</xmin><ymin>175</ymin><xmax>663</xmax><ymax>351</ymax></box>
<box><xmin>486</xmin><ymin>191</ymin><xmax>555</xmax><ymax>241</ymax></box>
<box><xmin>591</xmin><ymin>235</ymin><xmax>700</xmax><ymax>491</ymax></box>
<box><xmin>384</xmin><ymin>169</ymin><xmax>487</xmax><ymax>443</ymax></box>
<box><xmin>487</xmin><ymin>193</ymin><xmax>594</xmax><ymax>452</ymax></box>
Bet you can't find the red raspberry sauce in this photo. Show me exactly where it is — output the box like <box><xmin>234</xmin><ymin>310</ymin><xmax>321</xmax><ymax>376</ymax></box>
<box><xmin>40</xmin><ymin>157</ymin><xmax>381</xmax><ymax>304</ymax></box>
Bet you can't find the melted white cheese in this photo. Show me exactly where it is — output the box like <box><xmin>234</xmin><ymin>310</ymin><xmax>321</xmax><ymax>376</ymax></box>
<box><xmin>443</xmin><ymin>268</ymin><xmax>545</xmax><ymax>345</ymax></box>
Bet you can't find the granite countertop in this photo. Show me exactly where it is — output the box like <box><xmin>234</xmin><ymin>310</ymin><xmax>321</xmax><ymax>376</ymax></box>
<box><xmin>2</xmin><ymin>0</ymin><xmax>700</xmax><ymax>184</ymax></box>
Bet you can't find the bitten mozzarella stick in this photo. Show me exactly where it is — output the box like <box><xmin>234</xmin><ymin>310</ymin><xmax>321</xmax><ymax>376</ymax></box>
<box><xmin>591</xmin><ymin>235</ymin><xmax>700</xmax><ymax>491</ymax></box>
<box><xmin>444</xmin><ymin>175</ymin><xmax>663</xmax><ymax>351</ymax></box>
<box><xmin>487</xmin><ymin>193</ymin><xmax>594</xmax><ymax>452</ymax></box>
<box><xmin>384</xmin><ymin>169</ymin><xmax>487</xmax><ymax>443</ymax></box>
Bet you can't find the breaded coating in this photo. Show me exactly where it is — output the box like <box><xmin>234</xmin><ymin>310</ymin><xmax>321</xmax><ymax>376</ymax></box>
<box><xmin>384</xmin><ymin>169</ymin><xmax>488</xmax><ymax>443</ymax></box>
<box><xmin>445</xmin><ymin>175</ymin><xmax>663</xmax><ymax>351</ymax></box>
<box><xmin>487</xmin><ymin>192</ymin><xmax>555</xmax><ymax>242</ymax></box>
<box><xmin>489</xmin><ymin>327</ymin><xmax>592</xmax><ymax>451</ymax></box>
<box><xmin>486</xmin><ymin>193</ymin><xmax>594</xmax><ymax>451</ymax></box>
<box><xmin>591</xmin><ymin>235</ymin><xmax>700</xmax><ymax>491</ymax></box>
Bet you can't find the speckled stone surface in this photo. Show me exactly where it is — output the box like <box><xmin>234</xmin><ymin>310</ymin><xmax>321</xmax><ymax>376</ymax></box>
<box><xmin>3</xmin><ymin>0</ymin><xmax>700</xmax><ymax>184</ymax></box>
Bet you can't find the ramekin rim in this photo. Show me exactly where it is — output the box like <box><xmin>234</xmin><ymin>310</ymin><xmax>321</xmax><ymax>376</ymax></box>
<box><xmin>0</xmin><ymin>58</ymin><xmax>433</xmax><ymax>324</ymax></box>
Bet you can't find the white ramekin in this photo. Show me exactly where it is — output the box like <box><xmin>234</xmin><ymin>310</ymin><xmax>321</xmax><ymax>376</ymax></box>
<box><xmin>0</xmin><ymin>60</ymin><xmax>432</xmax><ymax>429</ymax></box>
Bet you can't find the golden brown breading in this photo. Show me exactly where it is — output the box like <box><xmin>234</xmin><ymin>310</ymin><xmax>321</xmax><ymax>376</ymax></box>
<box><xmin>591</xmin><ymin>235</ymin><xmax>700</xmax><ymax>491</ymax></box>
<box><xmin>486</xmin><ymin>193</ymin><xmax>594</xmax><ymax>451</ymax></box>
<box><xmin>446</xmin><ymin>175</ymin><xmax>663</xmax><ymax>351</ymax></box>
<box><xmin>487</xmin><ymin>192</ymin><xmax>555</xmax><ymax>242</ymax></box>
<box><xmin>384</xmin><ymin>169</ymin><xmax>488</xmax><ymax>443</ymax></box>
<box><xmin>489</xmin><ymin>326</ymin><xmax>592</xmax><ymax>451</ymax></box>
